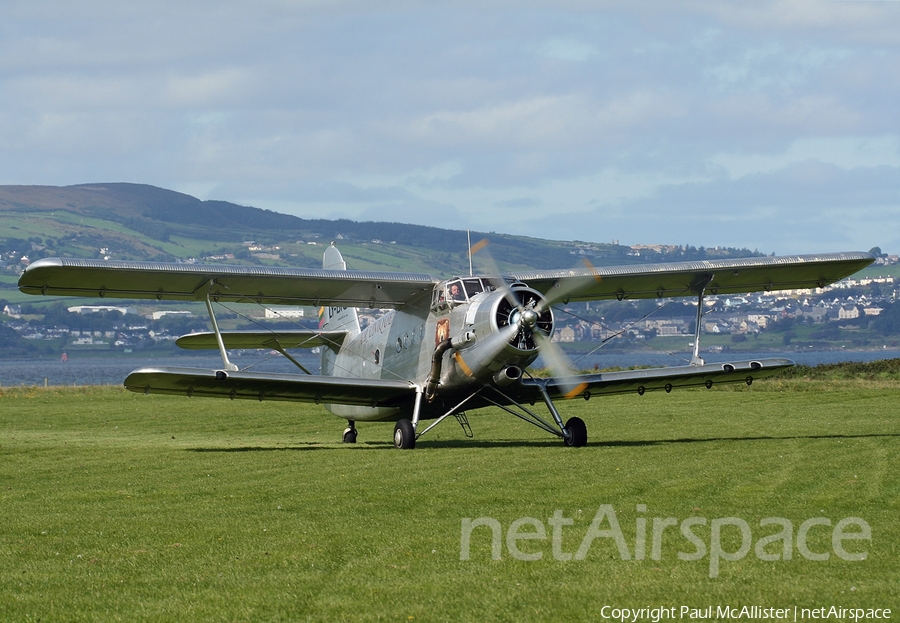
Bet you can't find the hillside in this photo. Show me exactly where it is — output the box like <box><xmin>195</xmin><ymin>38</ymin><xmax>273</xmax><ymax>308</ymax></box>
<box><xmin>0</xmin><ymin>183</ymin><xmax>766</xmax><ymax>302</ymax></box>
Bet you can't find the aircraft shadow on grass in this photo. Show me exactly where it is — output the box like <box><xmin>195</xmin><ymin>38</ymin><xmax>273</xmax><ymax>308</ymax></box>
<box><xmin>186</xmin><ymin>431</ymin><xmax>899</xmax><ymax>453</ymax></box>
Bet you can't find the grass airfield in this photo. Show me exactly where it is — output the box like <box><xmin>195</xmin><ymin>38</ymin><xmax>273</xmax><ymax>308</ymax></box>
<box><xmin>1</xmin><ymin>378</ymin><xmax>898</xmax><ymax>622</ymax></box>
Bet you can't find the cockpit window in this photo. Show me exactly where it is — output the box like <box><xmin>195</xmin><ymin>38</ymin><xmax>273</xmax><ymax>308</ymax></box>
<box><xmin>432</xmin><ymin>277</ymin><xmax>495</xmax><ymax>311</ymax></box>
<box><xmin>462</xmin><ymin>279</ymin><xmax>485</xmax><ymax>298</ymax></box>
<box><xmin>447</xmin><ymin>280</ymin><xmax>465</xmax><ymax>302</ymax></box>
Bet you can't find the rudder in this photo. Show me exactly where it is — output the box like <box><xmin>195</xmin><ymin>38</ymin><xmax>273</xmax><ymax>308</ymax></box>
<box><xmin>319</xmin><ymin>243</ymin><xmax>361</xmax><ymax>335</ymax></box>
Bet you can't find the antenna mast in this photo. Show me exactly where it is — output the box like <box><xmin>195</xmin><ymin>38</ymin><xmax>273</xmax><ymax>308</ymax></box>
<box><xmin>467</xmin><ymin>230</ymin><xmax>473</xmax><ymax>276</ymax></box>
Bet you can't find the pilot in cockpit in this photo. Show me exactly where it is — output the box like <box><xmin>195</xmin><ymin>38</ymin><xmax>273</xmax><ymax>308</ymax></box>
<box><xmin>435</xmin><ymin>280</ymin><xmax>470</xmax><ymax>308</ymax></box>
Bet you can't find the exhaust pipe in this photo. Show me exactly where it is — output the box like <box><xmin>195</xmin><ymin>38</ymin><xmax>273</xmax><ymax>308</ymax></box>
<box><xmin>424</xmin><ymin>332</ymin><xmax>479</xmax><ymax>402</ymax></box>
<box><xmin>424</xmin><ymin>339</ymin><xmax>453</xmax><ymax>402</ymax></box>
<box><xmin>493</xmin><ymin>366</ymin><xmax>522</xmax><ymax>387</ymax></box>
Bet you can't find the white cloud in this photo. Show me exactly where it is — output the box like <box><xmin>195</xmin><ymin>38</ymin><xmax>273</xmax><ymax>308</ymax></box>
<box><xmin>539</xmin><ymin>38</ymin><xmax>598</xmax><ymax>61</ymax></box>
<box><xmin>712</xmin><ymin>135</ymin><xmax>900</xmax><ymax>178</ymax></box>
<box><xmin>1</xmin><ymin>1</ymin><xmax>900</xmax><ymax>253</ymax></box>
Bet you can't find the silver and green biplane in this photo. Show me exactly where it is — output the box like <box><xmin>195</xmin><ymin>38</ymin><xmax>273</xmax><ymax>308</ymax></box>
<box><xmin>18</xmin><ymin>244</ymin><xmax>874</xmax><ymax>449</ymax></box>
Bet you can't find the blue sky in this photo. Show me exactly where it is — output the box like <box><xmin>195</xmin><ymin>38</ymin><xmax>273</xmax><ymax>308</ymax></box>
<box><xmin>2</xmin><ymin>1</ymin><xmax>899</xmax><ymax>254</ymax></box>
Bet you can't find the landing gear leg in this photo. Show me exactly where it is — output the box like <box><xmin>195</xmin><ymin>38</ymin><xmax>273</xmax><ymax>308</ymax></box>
<box><xmin>342</xmin><ymin>420</ymin><xmax>357</xmax><ymax>444</ymax></box>
<box><xmin>537</xmin><ymin>383</ymin><xmax>588</xmax><ymax>447</ymax></box>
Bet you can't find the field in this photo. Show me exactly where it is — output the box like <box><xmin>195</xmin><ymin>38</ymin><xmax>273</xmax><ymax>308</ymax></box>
<box><xmin>1</xmin><ymin>378</ymin><xmax>898</xmax><ymax>621</ymax></box>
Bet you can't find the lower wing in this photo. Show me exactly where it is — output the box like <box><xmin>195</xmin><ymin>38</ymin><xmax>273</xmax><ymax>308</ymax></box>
<box><xmin>519</xmin><ymin>358</ymin><xmax>792</xmax><ymax>400</ymax></box>
<box><xmin>124</xmin><ymin>366</ymin><xmax>417</xmax><ymax>407</ymax></box>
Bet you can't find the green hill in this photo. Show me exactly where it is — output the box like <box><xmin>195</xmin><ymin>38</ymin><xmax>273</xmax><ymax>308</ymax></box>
<box><xmin>0</xmin><ymin>183</ymin><xmax>764</xmax><ymax>303</ymax></box>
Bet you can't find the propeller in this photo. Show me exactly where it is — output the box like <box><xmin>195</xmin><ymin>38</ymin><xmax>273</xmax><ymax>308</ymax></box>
<box><xmin>495</xmin><ymin>288</ymin><xmax>553</xmax><ymax>350</ymax></box>
<box><xmin>471</xmin><ymin>239</ymin><xmax>588</xmax><ymax>398</ymax></box>
<box><xmin>533</xmin><ymin>256</ymin><xmax>602</xmax><ymax>315</ymax></box>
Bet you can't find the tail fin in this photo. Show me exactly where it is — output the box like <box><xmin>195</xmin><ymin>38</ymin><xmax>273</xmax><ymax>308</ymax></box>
<box><xmin>318</xmin><ymin>243</ymin><xmax>361</xmax><ymax>335</ymax></box>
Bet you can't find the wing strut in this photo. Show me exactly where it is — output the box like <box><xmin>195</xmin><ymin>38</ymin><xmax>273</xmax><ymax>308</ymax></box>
<box><xmin>480</xmin><ymin>384</ymin><xmax>563</xmax><ymax>437</ymax></box>
<box><xmin>270</xmin><ymin>344</ymin><xmax>312</xmax><ymax>375</ymax></box>
<box><xmin>415</xmin><ymin>388</ymin><xmax>483</xmax><ymax>439</ymax></box>
<box><xmin>205</xmin><ymin>282</ymin><xmax>239</xmax><ymax>372</ymax></box>
<box><xmin>690</xmin><ymin>274</ymin><xmax>714</xmax><ymax>366</ymax></box>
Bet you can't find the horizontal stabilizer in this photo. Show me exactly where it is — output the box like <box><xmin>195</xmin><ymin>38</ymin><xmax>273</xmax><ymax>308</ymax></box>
<box><xmin>524</xmin><ymin>358</ymin><xmax>793</xmax><ymax>399</ymax></box>
<box><xmin>176</xmin><ymin>330</ymin><xmax>348</xmax><ymax>351</ymax></box>
<box><xmin>124</xmin><ymin>366</ymin><xmax>417</xmax><ymax>407</ymax></box>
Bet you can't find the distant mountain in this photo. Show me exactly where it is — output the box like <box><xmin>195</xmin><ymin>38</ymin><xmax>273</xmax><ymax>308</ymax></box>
<box><xmin>0</xmin><ymin>183</ymin><xmax>764</xmax><ymax>277</ymax></box>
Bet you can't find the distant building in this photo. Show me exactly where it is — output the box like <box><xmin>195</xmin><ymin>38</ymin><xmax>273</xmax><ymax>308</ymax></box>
<box><xmin>746</xmin><ymin>314</ymin><xmax>774</xmax><ymax>329</ymax></box>
<box><xmin>3</xmin><ymin>304</ymin><xmax>22</xmax><ymax>318</ymax></box>
<box><xmin>265</xmin><ymin>306</ymin><xmax>305</xmax><ymax>319</ymax></box>
<box><xmin>555</xmin><ymin>326</ymin><xmax>576</xmax><ymax>342</ymax></box>
<box><xmin>151</xmin><ymin>310</ymin><xmax>193</xmax><ymax>320</ymax></box>
<box><xmin>644</xmin><ymin>319</ymin><xmax>688</xmax><ymax>336</ymax></box>
<box><xmin>68</xmin><ymin>305</ymin><xmax>137</xmax><ymax>315</ymax></box>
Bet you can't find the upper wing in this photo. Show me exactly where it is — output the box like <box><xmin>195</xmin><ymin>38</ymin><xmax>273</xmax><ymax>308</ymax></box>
<box><xmin>18</xmin><ymin>258</ymin><xmax>439</xmax><ymax>308</ymax></box>
<box><xmin>506</xmin><ymin>252</ymin><xmax>874</xmax><ymax>301</ymax></box>
<box><xmin>18</xmin><ymin>251</ymin><xmax>874</xmax><ymax>307</ymax></box>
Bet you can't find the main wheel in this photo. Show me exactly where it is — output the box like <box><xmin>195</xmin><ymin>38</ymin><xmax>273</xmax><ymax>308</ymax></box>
<box><xmin>563</xmin><ymin>416</ymin><xmax>587</xmax><ymax>447</ymax></box>
<box><xmin>393</xmin><ymin>418</ymin><xmax>416</xmax><ymax>449</ymax></box>
<box><xmin>342</xmin><ymin>427</ymin><xmax>357</xmax><ymax>444</ymax></box>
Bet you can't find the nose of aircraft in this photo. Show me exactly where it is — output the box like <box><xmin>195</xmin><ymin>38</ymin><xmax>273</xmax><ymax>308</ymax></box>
<box><xmin>519</xmin><ymin>308</ymin><xmax>538</xmax><ymax>331</ymax></box>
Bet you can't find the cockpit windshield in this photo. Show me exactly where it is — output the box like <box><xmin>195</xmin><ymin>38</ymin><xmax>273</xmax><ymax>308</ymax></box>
<box><xmin>432</xmin><ymin>277</ymin><xmax>495</xmax><ymax>310</ymax></box>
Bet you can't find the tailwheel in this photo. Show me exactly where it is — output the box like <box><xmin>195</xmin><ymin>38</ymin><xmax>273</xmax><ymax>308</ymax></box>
<box><xmin>393</xmin><ymin>418</ymin><xmax>416</xmax><ymax>450</ymax></box>
<box><xmin>563</xmin><ymin>417</ymin><xmax>587</xmax><ymax>447</ymax></box>
<box><xmin>342</xmin><ymin>422</ymin><xmax>357</xmax><ymax>444</ymax></box>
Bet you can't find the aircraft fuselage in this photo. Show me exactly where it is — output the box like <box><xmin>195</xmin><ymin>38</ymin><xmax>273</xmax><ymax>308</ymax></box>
<box><xmin>322</xmin><ymin>276</ymin><xmax>548</xmax><ymax>422</ymax></box>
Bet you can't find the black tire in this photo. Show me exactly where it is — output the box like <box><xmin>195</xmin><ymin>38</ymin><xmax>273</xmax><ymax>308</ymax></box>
<box><xmin>393</xmin><ymin>419</ymin><xmax>416</xmax><ymax>449</ymax></box>
<box><xmin>342</xmin><ymin>427</ymin><xmax>357</xmax><ymax>444</ymax></box>
<box><xmin>563</xmin><ymin>417</ymin><xmax>587</xmax><ymax>447</ymax></box>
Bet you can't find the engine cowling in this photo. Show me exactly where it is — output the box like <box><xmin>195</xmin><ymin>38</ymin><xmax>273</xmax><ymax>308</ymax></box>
<box><xmin>445</xmin><ymin>285</ymin><xmax>554</xmax><ymax>384</ymax></box>
<box><xmin>493</xmin><ymin>286</ymin><xmax>554</xmax><ymax>351</ymax></box>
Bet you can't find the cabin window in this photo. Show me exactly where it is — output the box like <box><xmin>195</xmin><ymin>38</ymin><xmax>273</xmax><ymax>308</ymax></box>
<box><xmin>447</xmin><ymin>280</ymin><xmax>466</xmax><ymax>302</ymax></box>
<box><xmin>432</xmin><ymin>277</ymin><xmax>494</xmax><ymax>312</ymax></box>
<box><xmin>463</xmin><ymin>278</ymin><xmax>485</xmax><ymax>298</ymax></box>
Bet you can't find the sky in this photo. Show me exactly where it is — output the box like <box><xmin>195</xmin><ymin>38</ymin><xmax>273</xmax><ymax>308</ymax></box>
<box><xmin>2</xmin><ymin>0</ymin><xmax>899</xmax><ymax>255</ymax></box>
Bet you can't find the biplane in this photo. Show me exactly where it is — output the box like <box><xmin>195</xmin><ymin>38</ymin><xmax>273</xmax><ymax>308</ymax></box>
<box><xmin>18</xmin><ymin>244</ymin><xmax>874</xmax><ymax>448</ymax></box>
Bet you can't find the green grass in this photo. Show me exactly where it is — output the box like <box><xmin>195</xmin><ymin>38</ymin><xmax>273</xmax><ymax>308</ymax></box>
<box><xmin>642</xmin><ymin>325</ymin><xmax>895</xmax><ymax>354</ymax></box>
<box><xmin>853</xmin><ymin>263</ymin><xmax>900</xmax><ymax>280</ymax></box>
<box><xmin>0</xmin><ymin>215</ymin><xmax>71</xmax><ymax>240</ymax></box>
<box><xmin>1</xmin><ymin>381</ymin><xmax>898</xmax><ymax>621</ymax></box>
